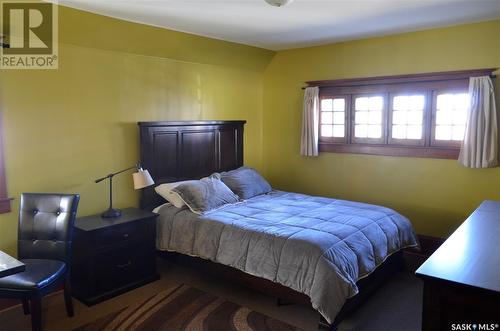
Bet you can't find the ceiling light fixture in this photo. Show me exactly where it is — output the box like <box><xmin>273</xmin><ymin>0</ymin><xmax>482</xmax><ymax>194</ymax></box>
<box><xmin>265</xmin><ymin>0</ymin><xmax>293</xmax><ymax>7</ymax></box>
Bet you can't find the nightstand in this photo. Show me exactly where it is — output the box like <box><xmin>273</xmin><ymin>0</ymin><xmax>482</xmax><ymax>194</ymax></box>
<box><xmin>71</xmin><ymin>208</ymin><xmax>159</xmax><ymax>306</ymax></box>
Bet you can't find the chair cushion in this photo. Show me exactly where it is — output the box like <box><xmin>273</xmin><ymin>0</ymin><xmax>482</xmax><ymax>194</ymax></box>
<box><xmin>0</xmin><ymin>259</ymin><xmax>66</xmax><ymax>290</ymax></box>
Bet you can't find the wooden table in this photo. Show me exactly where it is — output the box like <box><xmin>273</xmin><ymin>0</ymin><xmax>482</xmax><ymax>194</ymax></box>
<box><xmin>0</xmin><ymin>250</ymin><xmax>25</xmax><ymax>278</ymax></box>
<box><xmin>416</xmin><ymin>200</ymin><xmax>500</xmax><ymax>331</ymax></box>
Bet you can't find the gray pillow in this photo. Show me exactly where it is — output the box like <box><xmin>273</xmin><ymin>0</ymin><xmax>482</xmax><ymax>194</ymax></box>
<box><xmin>172</xmin><ymin>175</ymin><xmax>240</xmax><ymax>214</ymax></box>
<box><xmin>220</xmin><ymin>167</ymin><xmax>272</xmax><ymax>200</ymax></box>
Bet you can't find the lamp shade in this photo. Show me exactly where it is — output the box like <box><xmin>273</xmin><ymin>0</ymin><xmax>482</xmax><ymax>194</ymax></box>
<box><xmin>133</xmin><ymin>169</ymin><xmax>154</xmax><ymax>190</ymax></box>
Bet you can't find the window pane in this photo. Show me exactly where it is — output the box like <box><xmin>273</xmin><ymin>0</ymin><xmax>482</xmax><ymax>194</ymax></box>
<box><xmin>453</xmin><ymin>109</ymin><xmax>467</xmax><ymax>125</ymax></box>
<box><xmin>355</xmin><ymin>125</ymin><xmax>368</xmax><ymax>138</ymax></box>
<box><xmin>407</xmin><ymin>110</ymin><xmax>423</xmax><ymax>125</ymax></box>
<box><xmin>393</xmin><ymin>96</ymin><xmax>407</xmax><ymax>111</ymax></box>
<box><xmin>321</xmin><ymin>99</ymin><xmax>333</xmax><ymax>111</ymax></box>
<box><xmin>391</xmin><ymin>95</ymin><xmax>424</xmax><ymax>141</ymax></box>
<box><xmin>333</xmin><ymin>99</ymin><xmax>345</xmax><ymax>112</ymax></box>
<box><xmin>356</xmin><ymin>111</ymin><xmax>369</xmax><ymax>124</ymax></box>
<box><xmin>320</xmin><ymin>98</ymin><xmax>345</xmax><ymax>139</ymax></box>
<box><xmin>452</xmin><ymin>125</ymin><xmax>465</xmax><ymax>140</ymax></box>
<box><xmin>333</xmin><ymin>112</ymin><xmax>344</xmax><ymax>125</ymax></box>
<box><xmin>369</xmin><ymin>97</ymin><xmax>384</xmax><ymax>111</ymax></box>
<box><xmin>355</xmin><ymin>97</ymin><xmax>369</xmax><ymax>111</ymax></box>
<box><xmin>392</xmin><ymin>125</ymin><xmax>406</xmax><ymax>139</ymax></box>
<box><xmin>393</xmin><ymin>111</ymin><xmax>406</xmax><ymax>124</ymax></box>
<box><xmin>368</xmin><ymin>125</ymin><xmax>382</xmax><ymax>138</ymax></box>
<box><xmin>437</xmin><ymin>93</ymin><xmax>469</xmax><ymax>113</ymax></box>
<box><xmin>333</xmin><ymin>125</ymin><xmax>345</xmax><ymax>138</ymax></box>
<box><xmin>436</xmin><ymin>110</ymin><xmax>453</xmax><ymax>125</ymax></box>
<box><xmin>407</xmin><ymin>125</ymin><xmax>422</xmax><ymax>139</ymax></box>
<box><xmin>321</xmin><ymin>112</ymin><xmax>333</xmax><ymax>125</ymax></box>
<box><xmin>321</xmin><ymin>125</ymin><xmax>333</xmax><ymax>137</ymax></box>
<box><xmin>435</xmin><ymin>92</ymin><xmax>469</xmax><ymax>142</ymax></box>
<box><xmin>437</xmin><ymin>94</ymin><xmax>453</xmax><ymax>111</ymax></box>
<box><xmin>368</xmin><ymin>110</ymin><xmax>382</xmax><ymax>124</ymax></box>
<box><xmin>435</xmin><ymin>125</ymin><xmax>452</xmax><ymax>140</ymax></box>
<box><xmin>394</xmin><ymin>95</ymin><xmax>425</xmax><ymax>112</ymax></box>
<box><xmin>354</xmin><ymin>95</ymin><xmax>384</xmax><ymax>141</ymax></box>
<box><xmin>409</xmin><ymin>95</ymin><xmax>425</xmax><ymax>111</ymax></box>
<box><xmin>453</xmin><ymin>93</ymin><xmax>469</xmax><ymax>110</ymax></box>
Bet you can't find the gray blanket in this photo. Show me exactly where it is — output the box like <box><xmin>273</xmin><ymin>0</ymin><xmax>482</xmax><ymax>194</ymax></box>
<box><xmin>156</xmin><ymin>191</ymin><xmax>418</xmax><ymax>324</ymax></box>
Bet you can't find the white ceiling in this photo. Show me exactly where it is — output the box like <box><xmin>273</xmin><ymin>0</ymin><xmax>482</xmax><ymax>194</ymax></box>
<box><xmin>57</xmin><ymin>0</ymin><xmax>500</xmax><ymax>50</ymax></box>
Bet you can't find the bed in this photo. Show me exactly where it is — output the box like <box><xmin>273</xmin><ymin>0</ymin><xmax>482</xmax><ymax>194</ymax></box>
<box><xmin>138</xmin><ymin>120</ymin><xmax>418</xmax><ymax>330</ymax></box>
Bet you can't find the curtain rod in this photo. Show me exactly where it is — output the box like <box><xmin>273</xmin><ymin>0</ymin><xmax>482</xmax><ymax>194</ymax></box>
<box><xmin>301</xmin><ymin>73</ymin><xmax>497</xmax><ymax>90</ymax></box>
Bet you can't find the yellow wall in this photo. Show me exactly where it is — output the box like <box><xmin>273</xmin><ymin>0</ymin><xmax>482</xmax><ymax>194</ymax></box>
<box><xmin>1</xmin><ymin>4</ymin><xmax>499</xmax><ymax>255</ymax></box>
<box><xmin>262</xmin><ymin>20</ymin><xmax>500</xmax><ymax>238</ymax></box>
<box><xmin>0</xmin><ymin>5</ymin><xmax>275</xmax><ymax>255</ymax></box>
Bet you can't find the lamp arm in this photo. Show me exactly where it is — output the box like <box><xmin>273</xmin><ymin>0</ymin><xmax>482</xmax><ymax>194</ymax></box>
<box><xmin>94</xmin><ymin>164</ymin><xmax>139</xmax><ymax>183</ymax></box>
<box><xmin>94</xmin><ymin>163</ymin><xmax>148</xmax><ymax>218</ymax></box>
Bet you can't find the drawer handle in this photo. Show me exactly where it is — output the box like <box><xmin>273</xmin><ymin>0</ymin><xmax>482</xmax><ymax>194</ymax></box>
<box><xmin>116</xmin><ymin>261</ymin><xmax>132</xmax><ymax>269</ymax></box>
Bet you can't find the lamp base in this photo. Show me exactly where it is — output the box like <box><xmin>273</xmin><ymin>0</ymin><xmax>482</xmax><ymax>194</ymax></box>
<box><xmin>101</xmin><ymin>208</ymin><xmax>122</xmax><ymax>218</ymax></box>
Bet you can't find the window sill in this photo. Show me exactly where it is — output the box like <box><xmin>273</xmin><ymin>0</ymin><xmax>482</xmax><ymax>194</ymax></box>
<box><xmin>319</xmin><ymin>143</ymin><xmax>460</xmax><ymax>159</ymax></box>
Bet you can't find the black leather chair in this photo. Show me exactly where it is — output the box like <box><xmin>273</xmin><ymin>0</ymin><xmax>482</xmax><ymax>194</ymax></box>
<box><xmin>0</xmin><ymin>193</ymin><xmax>80</xmax><ymax>331</ymax></box>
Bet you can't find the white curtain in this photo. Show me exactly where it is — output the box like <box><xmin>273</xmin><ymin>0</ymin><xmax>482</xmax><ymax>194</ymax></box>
<box><xmin>300</xmin><ymin>87</ymin><xmax>320</xmax><ymax>156</ymax></box>
<box><xmin>458</xmin><ymin>76</ymin><xmax>498</xmax><ymax>168</ymax></box>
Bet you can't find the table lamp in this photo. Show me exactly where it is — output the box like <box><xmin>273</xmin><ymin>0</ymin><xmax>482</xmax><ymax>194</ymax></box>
<box><xmin>95</xmin><ymin>164</ymin><xmax>154</xmax><ymax>218</ymax></box>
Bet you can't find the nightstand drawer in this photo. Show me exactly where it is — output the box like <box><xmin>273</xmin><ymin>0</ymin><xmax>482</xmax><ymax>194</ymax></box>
<box><xmin>93</xmin><ymin>221</ymin><xmax>152</xmax><ymax>249</ymax></box>
<box><xmin>94</xmin><ymin>245</ymin><xmax>155</xmax><ymax>294</ymax></box>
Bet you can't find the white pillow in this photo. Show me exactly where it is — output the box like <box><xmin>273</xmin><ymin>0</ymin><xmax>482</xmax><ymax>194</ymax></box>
<box><xmin>152</xmin><ymin>202</ymin><xmax>171</xmax><ymax>214</ymax></box>
<box><xmin>154</xmin><ymin>181</ymin><xmax>190</xmax><ymax>208</ymax></box>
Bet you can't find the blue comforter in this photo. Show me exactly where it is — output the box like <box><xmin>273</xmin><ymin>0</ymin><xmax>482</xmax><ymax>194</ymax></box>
<box><xmin>156</xmin><ymin>190</ymin><xmax>418</xmax><ymax>324</ymax></box>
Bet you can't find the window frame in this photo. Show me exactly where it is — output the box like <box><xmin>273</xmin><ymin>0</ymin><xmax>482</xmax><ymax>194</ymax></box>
<box><xmin>0</xmin><ymin>112</ymin><xmax>11</xmax><ymax>213</ymax></box>
<box><xmin>350</xmin><ymin>93</ymin><xmax>387</xmax><ymax>145</ymax></box>
<box><xmin>430</xmin><ymin>88</ymin><xmax>468</xmax><ymax>148</ymax></box>
<box><xmin>387</xmin><ymin>91</ymin><xmax>429</xmax><ymax>147</ymax></box>
<box><xmin>319</xmin><ymin>95</ymin><xmax>350</xmax><ymax>144</ymax></box>
<box><xmin>310</xmin><ymin>68</ymin><xmax>496</xmax><ymax>159</ymax></box>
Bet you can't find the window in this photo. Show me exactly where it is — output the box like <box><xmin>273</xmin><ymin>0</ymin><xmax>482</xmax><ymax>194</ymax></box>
<box><xmin>390</xmin><ymin>94</ymin><xmax>425</xmax><ymax>145</ymax></box>
<box><xmin>313</xmin><ymin>69</ymin><xmax>495</xmax><ymax>159</ymax></box>
<box><xmin>353</xmin><ymin>95</ymin><xmax>385</xmax><ymax>143</ymax></box>
<box><xmin>320</xmin><ymin>97</ymin><xmax>347</xmax><ymax>143</ymax></box>
<box><xmin>433</xmin><ymin>92</ymin><xmax>468</xmax><ymax>145</ymax></box>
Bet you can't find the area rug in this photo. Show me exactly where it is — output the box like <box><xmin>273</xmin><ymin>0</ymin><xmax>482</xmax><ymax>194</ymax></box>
<box><xmin>73</xmin><ymin>284</ymin><xmax>302</xmax><ymax>331</ymax></box>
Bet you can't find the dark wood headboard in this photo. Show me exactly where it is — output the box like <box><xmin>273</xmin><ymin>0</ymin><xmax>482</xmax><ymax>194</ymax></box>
<box><xmin>138</xmin><ymin>120</ymin><xmax>246</xmax><ymax>210</ymax></box>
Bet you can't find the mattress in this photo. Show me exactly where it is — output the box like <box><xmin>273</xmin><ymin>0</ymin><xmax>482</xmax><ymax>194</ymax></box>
<box><xmin>156</xmin><ymin>190</ymin><xmax>418</xmax><ymax>324</ymax></box>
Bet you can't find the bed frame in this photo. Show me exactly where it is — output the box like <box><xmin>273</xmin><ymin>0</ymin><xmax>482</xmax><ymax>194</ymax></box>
<box><xmin>138</xmin><ymin>120</ymin><xmax>404</xmax><ymax>330</ymax></box>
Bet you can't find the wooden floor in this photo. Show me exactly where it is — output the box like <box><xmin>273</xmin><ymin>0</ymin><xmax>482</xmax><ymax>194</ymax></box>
<box><xmin>0</xmin><ymin>258</ymin><xmax>422</xmax><ymax>331</ymax></box>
